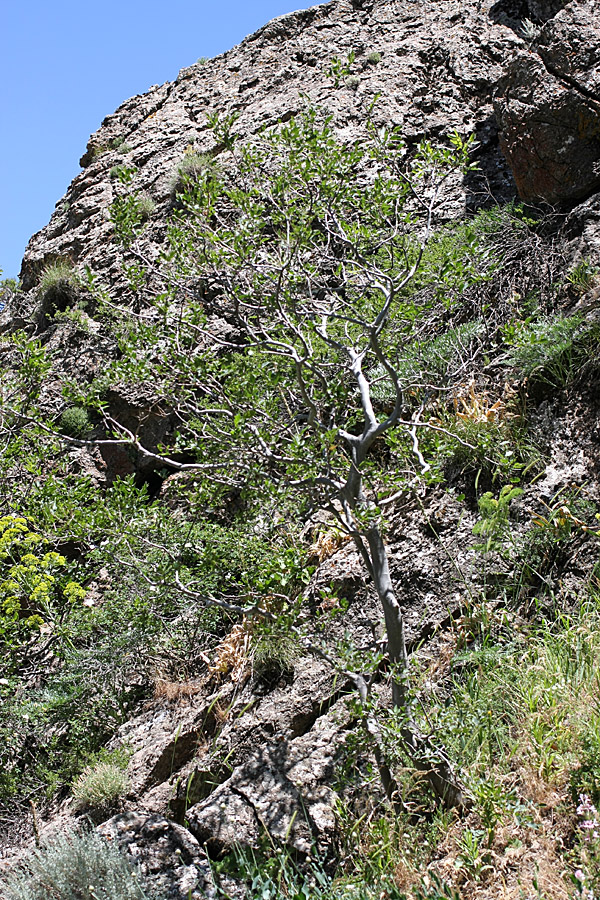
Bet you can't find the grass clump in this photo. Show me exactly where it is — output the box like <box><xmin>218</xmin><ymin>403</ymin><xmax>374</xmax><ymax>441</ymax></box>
<box><xmin>59</xmin><ymin>406</ymin><xmax>91</xmax><ymax>438</ymax></box>
<box><xmin>71</xmin><ymin>761</ymin><xmax>128</xmax><ymax>809</ymax></box>
<box><xmin>0</xmin><ymin>828</ymin><xmax>158</xmax><ymax>900</ymax></box>
<box><xmin>169</xmin><ymin>151</ymin><xmax>217</xmax><ymax>199</ymax></box>
<box><xmin>38</xmin><ymin>259</ymin><xmax>80</xmax><ymax>304</ymax></box>
<box><xmin>92</xmin><ymin>136</ymin><xmax>132</xmax><ymax>158</ymax></box>
<box><xmin>566</xmin><ymin>259</ymin><xmax>599</xmax><ymax>295</ymax></box>
<box><xmin>251</xmin><ymin>630</ymin><xmax>301</xmax><ymax>684</ymax></box>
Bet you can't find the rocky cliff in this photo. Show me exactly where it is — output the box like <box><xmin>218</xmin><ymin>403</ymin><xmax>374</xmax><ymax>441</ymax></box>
<box><xmin>1</xmin><ymin>0</ymin><xmax>600</xmax><ymax>898</ymax></box>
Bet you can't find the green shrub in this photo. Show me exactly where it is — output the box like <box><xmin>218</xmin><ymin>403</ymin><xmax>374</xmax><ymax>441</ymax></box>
<box><xmin>506</xmin><ymin>314</ymin><xmax>600</xmax><ymax>389</ymax></box>
<box><xmin>169</xmin><ymin>152</ymin><xmax>216</xmax><ymax>198</ymax></box>
<box><xmin>72</xmin><ymin>761</ymin><xmax>129</xmax><ymax>809</ymax></box>
<box><xmin>110</xmin><ymin>193</ymin><xmax>155</xmax><ymax>247</ymax></box>
<box><xmin>367</xmin><ymin>51</ymin><xmax>382</xmax><ymax>64</ymax></box>
<box><xmin>0</xmin><ymin>828</ymin><xmax>159</xmax><ymax>900</ymax></box>
<box><xmin>38</xmin><ymin>260</ymin><xmax>80</xmax><ymax>308</ymax></box>
<box><xmin>110</xmin><ymin>164</ymin><xmax>138</xmax><ymax>184</ymax></box>
<box><xmin>59</xmin><ymin>406</ymin><xmax>91</xmax><ymax>437</ymax></box>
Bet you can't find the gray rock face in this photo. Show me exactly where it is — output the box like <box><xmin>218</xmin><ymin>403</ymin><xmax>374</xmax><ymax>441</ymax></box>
<box><xmin>526</xmin><ymin>0</ymin><xmax>568</xmax><ymax>20</ymax></box>
<box><xmin>494</xmin><ymin>0</ymin><xmax>600</xmax><ymax>205</ymax></box>
<box><xmin>18</xmin><ymin>0</ymin><xmax>525</xmax><ymax>296</ymax></box>
<box><xmin>98</xmin><ymin>812</ymin><xmax>215</xmax><ymax>900</ymax></box>
<box><xmin>185</xmin><ymin>699</ymin><xmax>348</xmax><ymax>855</ymax></box>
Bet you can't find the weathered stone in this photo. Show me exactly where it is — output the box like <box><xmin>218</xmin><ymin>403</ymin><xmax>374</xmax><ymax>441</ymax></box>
<box><xmin>185</xmin><ymin>699</ymin><xmax>349</xmax><ymax>855</ymax></box>
<box><xmin>494</xmin><ymin>0</ymin><xmax>600</xmax><ymax>205</ymax></box>
<box><xmin>98</xmin><ymin>812</ymin><xmax>215</xmax><ymax>900</ymax></box>
<box><xmin>19</xmin><ymin>0</ymin><xmax>525</xmax><ymax>298</ymax></box>
<box><xmin>526</xmin><ymin>0</ymin><xmax>568</xmax><ymax>21</ymax></box>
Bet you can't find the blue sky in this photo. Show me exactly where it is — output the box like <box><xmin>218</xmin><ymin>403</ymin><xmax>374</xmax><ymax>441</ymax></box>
<box><xmin>0</xmin><ymin>0</ymin><xmax>323</xmax><ymax>280</ymax></box>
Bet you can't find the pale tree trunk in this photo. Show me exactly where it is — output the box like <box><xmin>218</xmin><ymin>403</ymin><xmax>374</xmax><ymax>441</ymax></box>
<box><xmin>362</xmin><ymin>522</ymin><xmax>466</xmax><ymax>809</ymax></box>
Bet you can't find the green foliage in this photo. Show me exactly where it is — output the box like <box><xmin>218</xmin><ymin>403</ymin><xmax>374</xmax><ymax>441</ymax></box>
<box><xmin>410</xmin><ymin>205</ymin><xmax>507</xmax><ymax>300</ymax></box>
<box><xmin>110</xmin><ymin>192</ymin><xmax>155</xmax><ymax>247</ymax></box>
<box><xmin>327</xmin><ymin>51</ymin><xmax>356</xmax><ymax>87</ymax></box>
<box><xmin>110</xmin><ymin>163</ymin><xmax>138</xmax><ymax>184</ymax></box>
<box><xmin>169</xmin><ymin>151</ymin><xmax>218</xmax><ymax>198</ymax></box>
<box><xmin>567</xmin><ymin>259</ymin><xmax>599</xmax><ymax>295</ymax></box>
<box><xmin>472</xmin><ymin>484</ymin><xmax>523</xmax><ymax>554</ymax></box>
<box><xmin>0</xmin><ymin>828</ymin><xmax>159</xmax><ymax>900</ymax></box>
<box><xmin>0</xmin><ymin>515</ymin><xmax>87</xmax><ymax>671</ymax></box>
<box><xmin>0</xmin><ymin>275</ymin><xmax>19</xmax><ymax>294</ymax></box>
<box><xmin>367</xmin><ymin>51</ymin><xmax>382</xmax><ymax>64</ymax></box>
<box><xmin>571</xmin><ymin>734</ymin><xmax>600</xmax><ymax>808</ymax></box>
<box><xmin>71</xmin><ymin>760</ymin><xmax>129</xmax><ymax>809</ymax></box>
<box><xmin>38</xmin><ymin>259</ymin><xmax>80</xmax><ymax>311</ymax></box>
<box><xmin>506</xmin><ymin>313</ymin><xmax>600</xmax><ymax>389</ymax></box>
<box><xmin>59</xmin><ymin>406</ymin><xmax>91</xmax><ymax>437</ymax></box>
<box><xmin>220</xmin><ymin>841</ymin><xmax>458</xmax><ymax>900</ymax></box>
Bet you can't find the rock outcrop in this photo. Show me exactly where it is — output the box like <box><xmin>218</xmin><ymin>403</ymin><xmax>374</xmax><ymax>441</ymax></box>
<box><xmin>98</xmin><ymin>813</ymin><xmax>215</xmax><ymax>900</ymax></box>
<box><xmin>3</xmin><ymin>0</ymin><xmax>600</xmax><ymax>897</ymax></box>
<box><xmin>495</xmin><ymin>0</ymin><xmax>600</xmax><ymax>205</ymax></box>
<box><xmin>18</xmin><ymin>0</ymin><xmax>527</xmax><ymax>297</ymax></box>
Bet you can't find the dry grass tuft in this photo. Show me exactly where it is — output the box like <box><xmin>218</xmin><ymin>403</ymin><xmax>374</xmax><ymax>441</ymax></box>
<box><xmin>309</xmin><ymin>528</ymin><xmax>350</xmax><ymax>562</ymax></box>
<box><xmin>153</xmin><ymin>679</ymin><xmax>202</xmax><ymax>703</ymax></box>
<box><xmin>208</xmin><ymin>621</ymin><xmax>251</xmax><ymax>683</ymax></box>
<box><xmin>453</xmin><ymin>380</ymin><xmax>516</xmax><ymax>425</ymax></box>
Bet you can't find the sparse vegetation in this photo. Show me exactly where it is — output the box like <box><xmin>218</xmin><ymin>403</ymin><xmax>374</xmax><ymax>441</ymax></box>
<box><xmin>169</xmin><ymin>151</ymin><xmax>217</xmax><ymax>198</ymax></box>
<box><xmin>71</xmin><ymin>761</ymin><xmax>129</xmax><ymax>809</ymax></box>
<box><xmin>2</xmin><ymin>86</ymin><xmax>600</xmax><ymax>900</ymax></box>
<box><xmin>0</xmin><ymin>828</ymin><xmax>158</xmax><ymax>900</ymax></box>
<box><xmin>92</xmin><ymin>136</ymin><xmax>132</xmax><ymax>158</ymax></box>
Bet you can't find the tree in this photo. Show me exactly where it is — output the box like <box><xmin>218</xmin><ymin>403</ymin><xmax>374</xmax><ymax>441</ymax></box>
<box><xmin>86</xmin><ymin>105</ymin><xmax>476</xmax><ymax>806</ymax></box>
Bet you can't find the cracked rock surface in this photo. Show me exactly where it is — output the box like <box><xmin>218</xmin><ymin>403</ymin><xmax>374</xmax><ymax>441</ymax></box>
<box><xmin>494</xmin><ymin>0</ymin><xmax>600</xmax><ymax>205</ymax></box>
<box><xmin>2</xmin><ymin>0</ymin><xmax>600</xmax><ymax>896</ymax></box>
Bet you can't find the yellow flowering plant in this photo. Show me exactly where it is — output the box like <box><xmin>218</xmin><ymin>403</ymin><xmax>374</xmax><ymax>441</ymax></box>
<box><xmin>0</xmin><ymin>515</ymin><xmax>87</xmax><ymax>655</ymax></box>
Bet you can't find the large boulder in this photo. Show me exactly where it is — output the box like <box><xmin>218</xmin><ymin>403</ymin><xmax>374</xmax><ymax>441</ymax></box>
<box><xmin>494</xmin><ymin>0</ymin><xmax>600</xmax><ymax>205</ymax></box>
<box><xmin>98</xmin><ymin>812</ymin><xmax>215</xmax><ymax>900</ymax></box>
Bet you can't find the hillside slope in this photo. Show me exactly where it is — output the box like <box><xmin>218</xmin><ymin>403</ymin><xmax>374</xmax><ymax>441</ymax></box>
<box><xmin>1</xmin><ymin>1</ymin><xmax>600</xmax><ymax>898</ymax></box>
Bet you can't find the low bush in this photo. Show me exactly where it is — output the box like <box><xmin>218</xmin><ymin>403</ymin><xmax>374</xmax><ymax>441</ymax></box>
<box><xmin>0</xmin><ymin>828</ymin><xmax>159</xmax><ymax>900</ymax></box>
<box><xmin>110</xmin><ymin>193</ymin><xmax>155</xmax><ymax>247</ymax></box>
<box><xmin>59</xmin><ymin>406</ymin><xmax>91</xmax><ymax>437</ymax></box>
<box><xmin>506</xmin><ymin>313</ymin><xmax>600</xmax><ymax>390</ymax></box>
<box><xmin>72</xmin><ymin>760</ymin><xmax>128</xmax><ymax>809</ymax></box>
